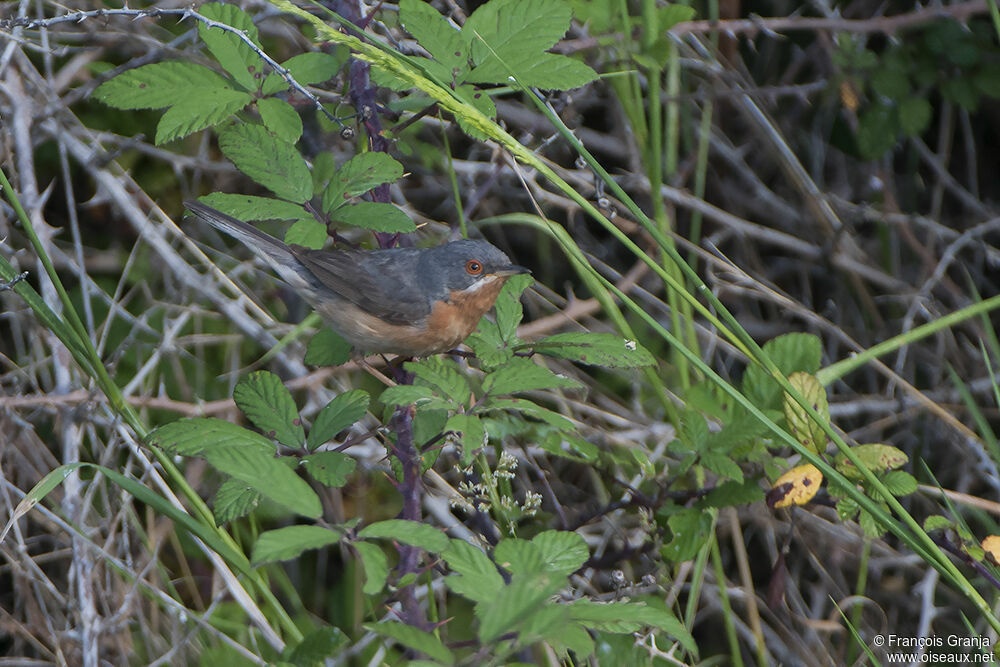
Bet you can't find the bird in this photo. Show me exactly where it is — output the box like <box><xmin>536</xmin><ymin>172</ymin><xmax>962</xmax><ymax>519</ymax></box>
<box><xmin>184</xmin><ymin>200</ymin><xmax>530</xmax><ymax>357</ymax></box>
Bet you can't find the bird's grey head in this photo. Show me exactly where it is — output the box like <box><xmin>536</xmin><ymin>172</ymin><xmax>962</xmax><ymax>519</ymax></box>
<box><xmin>417</xmin><ymin>239</ymin><xmax>530</xmax><ymax>296</ymax></box>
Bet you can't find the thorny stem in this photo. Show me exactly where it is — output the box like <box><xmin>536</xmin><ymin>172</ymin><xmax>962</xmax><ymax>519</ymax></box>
<box><xmin>330</xmin><ymin>0</ymin><xmax>426</xmax><ymax>628</ymax></box>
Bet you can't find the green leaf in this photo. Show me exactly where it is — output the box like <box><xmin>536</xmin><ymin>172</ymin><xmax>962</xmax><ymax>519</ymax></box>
<box><xmin>232</xmin><ymin>371</ymin><xmax>304</xmax><ymax>448</ymax></box>
<box><xmin>883</xmin><ymin>470</ymin><xmax>918</xmax><ymax>496</ymax></box>
<box><xmin>212</xmin><ymin>478</ymin><xmax>260</xmax><ymax>525</ymax></box>
<box><xmin>148</xmin><ymin>418</ymin><xmax>321</xmax><ymax>517</ymax></box>
<box><xmin>870</xmin><ymin>67</ymin><xmax>909</xmax><ymax>100</ymax></box>
<box><xmin>325</xmin><ymin>152</ymin><xmax>405</xmax><ymax>206</ymax></box>
<box><xmin>358</xmin><ymin>519</ymin><xmax>449</xmax><ymax>552</ymax></box>
<box><xmin>742</xmin><ymin>333</ymin><xmax>823</xmax><ymax>410</ymax></box>
<box><xmin>453</xmin><ymin>84</ymin><xmax>497</xmax><ymax>140</ymax></box>
<box><xmin>477</xmin><ymin>573</ymin><xmax>564</xmax><ymax>642</ymax></box>
<box><xmin>973</xmin><ymin>64</ymin><xmax>1000</xmax><ymax>98</ymax></box>
<box><xmin>699</xmin><ymin>451</ymin><xmax>744</xmax><ymax>484</ymax></box>
<box><xmin>93</xmin><ymin>61</ymin><xmax>232</xmax><ymax>110</ymax></box>
<box><xmin>308</xmin><ymin>390</ymin><xmax>370</xmax><ymax>450</ymax></box>
<box><xmin>568</xmin><ymin>600</ymin><xmax>696</xmax><ymax>653</ymax></box>
<box><xmin>530</xmin><ymin>332</ymin><xmax>655</xmax><ymax>368</ymax></box>
<box><xmin>531</xmin><ymin>530</ymin><xmax>588</xmax><ymax>574</ymax></box>
<box><xmin>856</xmin><ymin>104</ymin><xmax>900</xmax><ymax>159</ymax></box>
<box><xmin>399</xmin><ymin>0</ymin><xmax>469</xmax><ymax>75</ymax></box>
<box><xmin>834</xmin><ymin>443</ymin><xmax>909</xmax><ymax>480</ymax></box>
<box><xmin>364</xmin><ymin>621</ymin><xmax>453</xmax><ymax>664</ymax></box>
<box><xmin>445</xmin><ymin>414</ymin><xmax>486</xmax><ymax>465</ymax></box>
<box><xmin>262</xmin><ymin>51</ymin><xmax>347</xmax><ymax>95</ymax></box>
<box><xmin>660</xmin><ymin>508</ymin><xmax>713</xmax><ymax>562</ymax></box>
<box><xmin>463</xmin><ymin>0</ymin><xmax>597</xmax><ymax>89</ymax></box>
<box><xmin>658</xmin><ymin>4</ymin><xmax>696</xmax><ymax>29</ymax></box>
<box><xmin>197</xmin><ymin>2</ymin><xmax>262</xmax><ymax>92</ymax></box>
<box><xmin>406</xmin><ymin>357</ymin><xmax>471</xmax><ymax>405</ymax></box>
<box><xmin>782</xmin><ymin>371</ymin><xmax>828</xmax><ymax>455</ymax></box>
<box><xmin>353</xmin><ymin>541</ymin><xmax>388</xmax><ymax>594</ymax></box>
<box><xmin>494</xmin><ymin>273</ymin><xmax>532</xmax><ymax>342</ymax></box>
<box><xmin>305</xmin><ymin>327</ymin><xmax>352</xmax><ymax>366</ymax></box>
<box><xmin>286</xmin><ymin>627</ymin><xmax>349</xmax><ymax>664</ymax></box>
<box><xmin>155</xmin><ymin>88</ymin><xmax>251</xmax><ymax>145</ymax></box>
<box><xmin>481</xmin><ymin>397</ymin><xmax>575</xmax><ymax>431</ymax></box>
<box><xmin>328</xmin><ymin>202</ymin><xmax>417</xmax><ymax>233</ymax></box>
<box><xmin>380</xmin><ymin>384</ymin><xmax>456</xmax><ymax>410</ymax></box>
<box><xmin>923</xmin><ymin>515</ymin><xmax>954</xmax><ymax>532</ymax></box>
<box><xmin>472</xmin><ymin>51</ymin><xmax>598</xmax><ymax>89</ymax></box>
<box><xmin>899</xmin><ymin>97</ymin><xmax>932</xmax><ymax>137</ymax></box>
<box><xmin>196</xmin><ymin>193</ymin><xmax>309</xmax><ymax>222</ymax></box>
<box><xmin>494</xmin><ymin>538</ymin><xmax>545</xmax><ymax>575</ymax></box>
<box><xmin>285</xmin><ymin>218</ymin><xmax>328</xmax><ymax>249</ymax></box>
<box><xmin>482</xmin><ymin>357</ymin><xmax>582</xmax><ymax>396</ymax></box>
<box><xmin>941</xmin><ymin>77</ymin><xmax>980</xmax><ymax>111</ymax></box>
<box><xmin>218</xmin><ymin>124</ymin><xmax>313</xmax><ymax>203</ymax></box>
<box><xmin>251</xmin><ymin>525</ymin><xmax>343</xmax><ymax>565</ymax></box>
<box><xmin>466</xmin><ymin>321</ymin><xmax>515</xmax><ymax>370</ymax></box>
<box><xmin>257</xmin><ymin>97</ymin><xmax>303</xmax><ymax>143</ymax></box>
<box><xmin>442</xmin><ymin>539</ymin><xmax>505</xmax><ymax>603</ymax></box>
<box><xmin>302</xmin><ymin>451</ymin><xmax>356</xmax><ymax>487</ymax></box>
<box><xmin>701</xmin><ymin>479</ymin><xmax>765</xmax><ymax>508</ymax></box>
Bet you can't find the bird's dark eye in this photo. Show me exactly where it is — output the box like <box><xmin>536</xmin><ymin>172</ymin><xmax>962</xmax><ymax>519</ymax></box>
<box><xmin>466</xmin><ymin>260</ymin><xmax>483</xmax><ymax>275</ymax></box>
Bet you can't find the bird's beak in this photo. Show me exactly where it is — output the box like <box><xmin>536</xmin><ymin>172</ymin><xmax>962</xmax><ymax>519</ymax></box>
<box><xmin>493</xmin><ymin>265</ymin><xmax>531</xmax><ymax>277</ymax></box>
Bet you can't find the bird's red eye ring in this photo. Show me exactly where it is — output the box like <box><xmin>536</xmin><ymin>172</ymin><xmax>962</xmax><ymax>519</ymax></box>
<box><xmin>466</xmin><ymin>260</ymin><xmax>483</xmax><ymax>275</ymax></box>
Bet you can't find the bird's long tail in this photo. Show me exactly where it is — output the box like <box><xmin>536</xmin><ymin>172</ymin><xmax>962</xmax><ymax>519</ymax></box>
<box><xmin>183</xmin><ymin>201</ymin><xmax>297</xmax><ymax>273</ymax></box>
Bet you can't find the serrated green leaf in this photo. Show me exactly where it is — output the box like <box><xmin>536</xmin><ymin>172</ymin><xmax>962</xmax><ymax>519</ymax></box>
<box><xmin>218</xmin><ymin>124</ymin><xmax>313</xmax><ymax>202</ymax></box>
<box><xmin>324</xmin><ymin>152</ymin><xmax>404</xmax><ymax>206</ymax></box>
<box><xmin>307</xmin><ymin>390</ymin><xmax>370</xmax><ymax>450</ymax></box>
<box><xmin>442</xmin><ymin>539</ymin><xmax>505</xmax><ymax>602</ymax></box>
<box><xmin>539</xmin><ymin>431</ymin><xmax>598</xmax><ymax>462</ymax></box>
<box><xmin>197</xmin><ymin>2</ymin><xmax>262</xmax><ymax>92</ymax></box>
<box><xmin>834</xmin><ymin>443</ymin><xmax>909</xmax><ymax>480</ymax></box>
<box><xmin>701</xmin><ymin>479</ymin><xmax>765</xmax><ymax>508</ymax></box>
<box><xmin>353</xmin><ymin>541</ymin><xmax>388</xmax><ymax>594</ymax></box>
<box><xmin>212</xmin><ymin>478</ymin><xmax>260</xmax><ymax>525</ymax></box>
<box><xmin>466</xmin><ymin>321</ymin><xmax>515</xmax><ymax>370</ymax></box>
<box><xmin>195</xmin><ymin>193</ymin><xmax>310</xmax><ymax>222</ymax></box>
<box><xmin>257</xmin><ymin>97</ymin><xmax>302</xmax><ymax>143</ymax></box>
<box><xmin>471</xmin><ymin>51</ymin><xmax>598</xmax><ymax>89</ymax></box>
<box><xmin>481</xmin><ymin>397</ymin><xmax>575</xmax><ymax>431</ymax></box>
<box><xmin>568</xmin><ymin>601</ymin><xmax>696</xmax><ymax>652</ymax></box>
<box><xmin>302</xmin><ymin>451</ymin><xmax>356</xmax><ymax>487</ymax></box>
<box><xmin>899</xmin><ymin>96</ymin><xmax>932</xmax><ymax>137</ymax></box>
<box><xmin>883</xmin><ymin>470</ymin><xmax>917</xmax><ymax>496</ymax></box>
<box><xmin>531</xmin><ymin>530</ymin><xmax>588</xmax><ymax>574</ymax></box>
<box><xmin>232</xmin><ymin>371</ymin><xmax>304</xmax><ymax>448</ymax></box>
<box><xmin>661</xmin><ymin>508</ymin><xmax>713</xmax><ymax>562</ymax></box>
<box><xmin>494</xmin><ymin>274</ymin><xmax>532</xmax><ymax>342</ymax></box>
<box><xmin>923</xmin><ymin>515</ymin><xmax>954</xmax><ymax>532</ymax></box>
<box><xmin>870</xmin><ymin>67</ymin><xmax>909</xmax><ymax>100</ymax></box>
<box><xmin>262</xmin><ymin>51</ymin><xmax>347</xmax><ymax>95</ymax></box>
<box><xmin>380</xmin><ymin>384</ymin><xmax>456</xmax><ymax>410</ymax></box>
<box><xmin>359</xmin><ymin>519</ymin><xmax>449</xmax><ymax>552</ymax></box>
<box><xmin>658</xmin><ymin>4</ymin><xmax>696</xmax><ymax>29</ymax></box>
<box><xmin>154</xmin><ymin>88</ymin><xmax>251</xmax><ymax>144</ymax></box>
<box><xmin>477</xmin><ymin>573</ymin><xmax>564</xmax><ymax>642</ymax></box>
<box><xmin>463</xmin><ymin>0</ymin><xmax>595</xmax><ymax>89</ymax></box>
<box><xmin>305</xmin><ymin>327</ymin><xmax>352</xmax><ymax>366</ymax></box>
<box><xmin>406</xmin><ymin>357</ymin><xmax>471</xmax><ymax>405</ymax></box>
<box><xmin>743</xmin><ymin>333</ymin><xmax>823</xmax><ymax>410</ymax></box>
<box><xmin>364</xmin><ymin>621</ymin><xmax>453</xmax><ymax>664</ymax></box>
<box><xmin>856</xmin><ymin>104</ymin><xmax>900</xmax><ymax>159</ymax></box>
<box><xmin>285</xmin><ymin>218</ymin><xmax>328</xmax><ymax>249</ymax></box>
<box><xmin>329</xmin><ymin>202</ymin><xmax>417</xmax><ymax>233</ymax></box>
<box><xmin>445</xmin><ymin>414</ymin><xmax>486</xmax><ymax>465</ymax></box>
<box><xmin>494</xmin><ymin>538</ymin><xmax>545</xmax><ymax>575</ymax></box>
<box><xmin>93</xmin><ymin>61</ymin><xmax>232</xmax><ymax>110</ymax></box>
<box><xmin>148</xmin><ymin>418</ymin><xmax>321</xmax><ymax>517</ymax></box>
<box><xmin>529</xmin><ymin>332</ymin><xmax>656</xmax><ymax>368</ymax></box>
<box><xmin>400</xmin><ymin>0</ymin><xmax>469</xmax><ymax>75</ymax></box>
<box><xmin>251</xmin><ymin>525</ymin><xmax>343</xmax><ymax>565</ymax></box>
<box><xmin>286</xmin><ymin>627</ymin><xmax>349</xmax><ymax>664</ymax></box>
<box><xmin>483</xmin><ymin>357</ymin><xmax>582</xmax><ymax>397</ymax></box>
<box><xmin>782</xmin><ymin>371</ymin><xmax>828</xmax><ymax>455</ymax></box>
<box><xmin>700</xmin><ymin>451</ymin><xmax>744</xmax><ymax>483</ymax></box>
